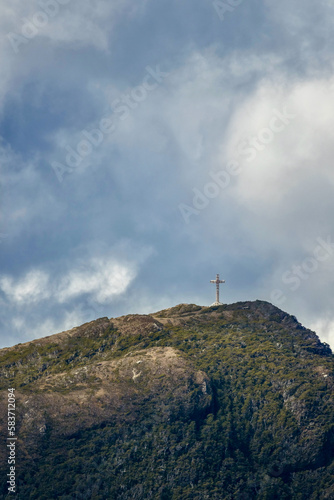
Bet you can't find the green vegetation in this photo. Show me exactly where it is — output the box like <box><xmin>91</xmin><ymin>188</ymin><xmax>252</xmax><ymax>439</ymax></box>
<box><xmin>0</xmin><ymin>301</ymin><xmax>333</xmax><ymax>499</ymax></box>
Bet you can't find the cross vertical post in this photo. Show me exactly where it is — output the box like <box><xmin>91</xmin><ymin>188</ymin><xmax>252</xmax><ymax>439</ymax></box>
<box><xmin>210</xmin><ymin>274</ymin><xmax>225</xmax><ymax>306</ymax></box>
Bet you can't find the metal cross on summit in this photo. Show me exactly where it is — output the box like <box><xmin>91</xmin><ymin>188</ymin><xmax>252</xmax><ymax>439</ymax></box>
<box><xmin>210</xmin><ymin>274</ymin><xmax>225</xmax><ymax>306</ymax></box>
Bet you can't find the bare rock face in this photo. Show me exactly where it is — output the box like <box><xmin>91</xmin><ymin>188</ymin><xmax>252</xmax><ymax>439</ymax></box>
<box><xmin>0</xmin><ymin>300</ymin><xmax>333</xmax><ymax>499</ymax></box>
<box><xmin>12</xmin><ymin>347</ymin><xmax>212</xmax><ymax>443</ymax></box>
<box><xmin>112</xmin><ymin>314</ymin><xmax>164</xmax><ymax>336</ymax></box>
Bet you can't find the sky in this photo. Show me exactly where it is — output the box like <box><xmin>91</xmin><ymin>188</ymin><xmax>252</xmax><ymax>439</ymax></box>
<box><xmin>1</xmin><ymin>0</ymin><xmax>334</xmax><ymax>349</ymax></box>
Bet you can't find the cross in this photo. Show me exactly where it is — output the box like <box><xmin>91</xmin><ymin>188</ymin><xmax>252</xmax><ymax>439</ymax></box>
<box><xmin>210</xmin><ymin>274</ymin><xmax>225</xmax><ymax>306</ymax></box>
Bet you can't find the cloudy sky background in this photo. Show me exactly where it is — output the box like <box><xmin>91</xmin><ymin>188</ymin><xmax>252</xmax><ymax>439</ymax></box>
<box><xmin>1</xmin><ymin>0</ymin><xmax>334</xmax><ymax>348</ymax></box>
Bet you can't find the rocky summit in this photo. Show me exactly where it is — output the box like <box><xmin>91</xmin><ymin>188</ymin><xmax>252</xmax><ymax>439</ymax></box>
<box><xmin>0</xmin><ymin>300</ymin><xmax>333</xmax><ymax>499</ymax></box>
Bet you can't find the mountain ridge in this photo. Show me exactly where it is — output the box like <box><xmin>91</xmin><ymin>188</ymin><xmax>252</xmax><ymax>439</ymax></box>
<box><xmin>1</xmin><ymin>300</ymin><xmax>331</xmax><ymax>355</ymax></box>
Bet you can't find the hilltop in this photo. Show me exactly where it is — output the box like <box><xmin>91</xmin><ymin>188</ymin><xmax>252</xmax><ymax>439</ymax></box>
<box><xmin>0</xmin><ymin>300</ymin><xmax>333</xmax><ymax>499</ymax></box>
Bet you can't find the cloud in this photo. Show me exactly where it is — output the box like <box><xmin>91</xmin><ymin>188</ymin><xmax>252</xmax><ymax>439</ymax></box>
<box><xmin>0</xmin><ymin>269</ymin><xmax>50</xmax><ymax>304</ymax></box>
<box><xmin>3</xmin><ymin>0</ymin><xmax>149</xmax><ymax>52</ymax></box>
<box><xmin>0</xmin><ymin>146</ymin><xmax>65</xmax><ymax>241</ymax></box>
<box><xmin>0</xmin><ymin>257</ymin><xmax>136</xmax><ymax>307</ymax></box>
<box><xmin>9</xmin><ymin>309</ymin><xmax>87</xmax><ymax>345</ymax></box>
<box><xmin>222</xmin><ymin>74</ymin><xmax>334</xmax><ymax>242</ymax></box>
<box><xmin>57</xmin><ymin>258</ymin><xmax>136</xmax><ymax>303</ymax></box>
<box><xmin>0</xmin><ymin>254</ymin><xmax>141</xmax><ymax>347</ymax></box>
<box><xmin>309</xmin><ymin>318</ymin><xmax>334</xmax><ymax>350</ymax></box>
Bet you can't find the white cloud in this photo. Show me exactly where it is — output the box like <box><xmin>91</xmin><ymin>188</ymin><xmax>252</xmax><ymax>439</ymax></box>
<box><xmin>57</xmin><ymin>258</ymin><xmax>136</xmax><ymax>303</ymax></box>
<box><xmin>0</xmin><ymin>255</ymin><xmax>139</xmax><ymax>347</ymax></box>
<box><xmin>264</xmin><ymin>0</ymin><xmax>334</xmax><ymax>37</ymax></box>
<box><xmin>0</xmin><ymin>257</ymin><xmax>136</xmax><ymax>306</ymax></box>
<box><xmin>308</xmin><ymin>318</ymin><xmax>334</xmax><ymax>350</ymax></box>
<box><xmin>223</xmin><ymin>74</ymin><xmax>334</xmax><ymax>234</ymax></box>
<box><xmin>2</xmin><ymin>0</ymin><xmax>148</xmax><ymax>52</ymax></box>
<box><xmin>0</xmin><ymin>269</ymin><xmax>50</xmax><ymax>304</ymax></box>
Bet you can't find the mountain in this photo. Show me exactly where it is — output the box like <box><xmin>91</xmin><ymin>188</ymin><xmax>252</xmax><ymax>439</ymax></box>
<box><xmin>0</xmin><ymin>300</ymin><xmax>333</xmax><ymax>499</ymax></box>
